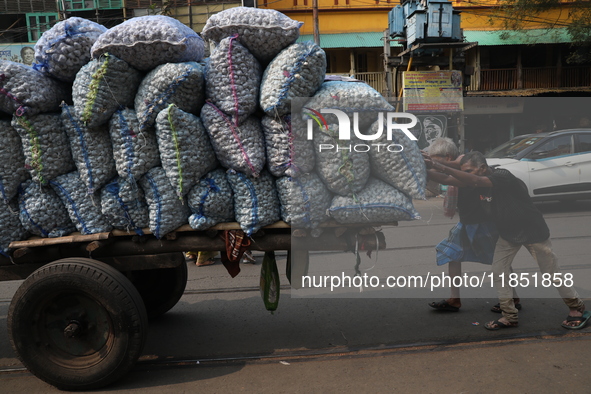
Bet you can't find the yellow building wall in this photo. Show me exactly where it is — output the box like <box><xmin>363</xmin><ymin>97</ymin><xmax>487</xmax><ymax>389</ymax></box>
<box><xmin>258</xmin><ymin>0</ymin><xmax>576</xmax><ymax>33</ymax></box>
<box><xmin>288</xmin><ymin>10</ymin><xmax>389</xmax><ymax>35</ymax></box>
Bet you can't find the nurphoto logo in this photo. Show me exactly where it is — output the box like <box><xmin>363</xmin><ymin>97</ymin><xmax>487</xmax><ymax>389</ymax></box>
<box><xmin>303</xmin><ymin>108</ymin><xmax>418</xmax><ymax>152</ymax></box>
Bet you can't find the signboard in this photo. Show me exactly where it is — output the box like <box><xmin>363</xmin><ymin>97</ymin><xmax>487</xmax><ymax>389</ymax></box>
<box><xmin>403</xmin><ymin>71</ymin><xmax>463</xmax><ymax>112</ymax></box>
<box><xmin>0</xmin><ymin>44</ymin><xmax>36</xmax><ymax>66</ymax></box>
<box><xmin>463</xmin><ymin>97</ymin><xmax>524</xmax><ymax>115</ymax></box>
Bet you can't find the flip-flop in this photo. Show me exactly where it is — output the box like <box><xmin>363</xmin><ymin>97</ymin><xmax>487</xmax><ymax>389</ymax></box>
<box><xmin>429</xmin><ymin>300</ymin><xmax>460</xmax><ymax>312</ymax></box>
<box><xmin>561</xmin><ymin>311</ymin><xmax>591</xmax><ymax>330</ymax></box>
<box><xmin>484</xmin><ymin>320</ymin><xmax>519</xmax><ymax>330</ymax></box>
<box><xmin>491</xmin><ymin>302</ymin><xmax>522</xmax><ymax>313</ymax></box>
<box><xmin>197</xmin><ymin>259</ymin><xmax>216</xmax><ymax>267</ymax></box>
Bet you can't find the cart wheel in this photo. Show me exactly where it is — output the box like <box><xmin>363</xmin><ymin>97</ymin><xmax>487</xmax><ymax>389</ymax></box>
<box><xmin>7</xmin><ymin>258</ymin><xmax>148</xmax><ymax>391</ymax></box>
<box><xmin>129</xmin><ymin>255</ymin><xmax>188</xmax><ymax>319</ymax></box>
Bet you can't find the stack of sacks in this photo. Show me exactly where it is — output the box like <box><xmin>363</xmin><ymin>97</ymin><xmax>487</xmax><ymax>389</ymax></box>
<box><xmin>0</xmin><ymin>8</ymin><xmax>428</xmax><ymax>253</ymax></box>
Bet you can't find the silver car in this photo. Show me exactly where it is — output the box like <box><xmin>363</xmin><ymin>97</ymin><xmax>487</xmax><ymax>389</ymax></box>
<box><xmin>485</xmin><ymin>129</ymin><xmax>591</xmax><ymax>202</ymax></box>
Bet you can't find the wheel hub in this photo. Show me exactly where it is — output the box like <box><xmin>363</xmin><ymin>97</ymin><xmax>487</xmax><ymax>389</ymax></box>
<box><xmin>63</xmin><ymin>321</ymin><xmax>82</xmax><ymax>339</ymax></box>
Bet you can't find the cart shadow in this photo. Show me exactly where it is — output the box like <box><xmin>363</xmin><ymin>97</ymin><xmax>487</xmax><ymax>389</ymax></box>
<box><xmin>98</xmin><ymin>293</ymin><xmax>585</xmax><ymax>390</ymax></box>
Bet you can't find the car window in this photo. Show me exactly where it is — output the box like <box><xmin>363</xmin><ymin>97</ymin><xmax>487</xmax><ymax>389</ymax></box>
<box><xmin>525</xmin><ymin>135</ymin><xmax>573</xmax><ymax>160</ymax></box>
<box><xmin>576</xmin><ymin>133</ymin><xmax>591</xmax><ymax>154</ymax></box>
<box><xmin>485</xmin><ymin>136</ymin><xmax>543</xmax><ymax>158</ymax></box>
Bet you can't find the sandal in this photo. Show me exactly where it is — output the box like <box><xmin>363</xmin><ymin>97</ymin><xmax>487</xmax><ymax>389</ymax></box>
<box><xmin>561</xmin><ymin>311</ymin><xmax>591</xmax><ymax>330</ymax></box>
<box><xmin>484</xmin><ymin>319</ymin><xmax>519</xmax><ymax>331</ymax></box>
<box><xmin>491</xmin><ymin>302</ymin><xmax>522</xmax><ymax>313</ymax></box>
<box><xmin>428</xmin><ymin>299</ymin><xmax>460</xmax><ymax>312</ymax></box>
<box><xmin>196</xmin><ymin>258</ymin><xmax>216</xmax><ymax>267</ymax></box>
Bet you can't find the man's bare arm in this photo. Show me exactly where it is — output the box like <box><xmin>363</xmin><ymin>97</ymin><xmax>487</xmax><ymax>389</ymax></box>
<box><xmin>427</xmin><ymin>169</ymin><xmax>470</xmax><ymax>187</ymax></box>
<box><xmin>431</xmin><ymin>161</ymin><xmax>494</xmax><ymax>188</ymax></box>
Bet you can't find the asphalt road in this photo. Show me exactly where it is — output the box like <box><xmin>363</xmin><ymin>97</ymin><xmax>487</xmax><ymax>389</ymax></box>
<box><xmin>1</xmin><ymin>198</ymin><xmax>590</xmax><ymax>393</ymax></box>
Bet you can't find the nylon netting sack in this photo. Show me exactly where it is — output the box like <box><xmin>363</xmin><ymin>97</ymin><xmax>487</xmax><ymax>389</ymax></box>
<box><xmin>261</xmin><ymin>115</ymin><xmax>315</xmax><ymax>178</ymax></box>
<box><xmin>367</xmin><ymin>119</ymin><xmax>427</xmax><ymax>199</ymax></box>
<box><xmin>201</xmin><ymin>7</ymin><xmax>301</xmax><ymax>64</ymax></box>
<box><xmin>0</xmin><ymin>61</ymin><xmax>69</xmax><ymax>117</ymax></box>
<box><xmin>12</xmin><ymin>113</ymin><xmax>75</xmax><ymax>185</ymax></box>
<box><xmin>302</xmin><ymin>81</ymin><xmax>394</xmax><ymax>129</ymax></box>
<box><xmin>139</xmin><ymin>166</ymin><xmax>190</xmax><ymax>239</ymax></box>
<box><xmin>201</xmin><ymin>102</ymin><xmax>266</xmax><ymax>177</ymax></box>
<box><xmin>0</xmin><ymin>120</ymin><xmax>29</xmax><ymax>203</ymax></box>
<box><xmin>33</xmin><ymin>17</ymin><xmax>107</xmax><ymax>82</ymax></box>
<box><xmin>328</xmin><ymin>178</ymin><xmax>420</xmax><ymax>224</ymax></box>
<box><xmin>61</xmin><ymin>104</ymin><xmax>117</xmax><ymax>194</ymax></box>
<box><xmin>50</xmin><ymin>171</ymin><xmax>113</xmax><ymax>234</ymax></box>
<box><xmin>312</xmin><ymin>123</ymin><xmax>370</xmax><ymax>196</ymax></box>
<box><xmin>0</xmin><ymin>200</ymin><xmax>28</xmax><ymax>257</ymax></box>
<box><xmin>155</xmin><ymin>104</ymin><xmax>218</xmax><ymax>198</ymax></box>
<box><xmin>135</xmin><ymin>62</ymin><xmax>206</xmax><ymax>132</ymax></box>
<box><xmin>108</xmin><ymin>108</ymin><xmax>161</xmax><ymax>200</ymax></box>
<box><xmin>187</xmin><ymin>168</ymin><xmax>235</xmax><ymax>230</ymax></box>
<box><xmin>91</xmin><ymin>15</ymin><xmax>205</xmax><ymax>71</ymax></box>
<box><xmin>18</xmin><ymin>179</ymin><xmax>75</xmax><ymax>238</ymax></box>
<box><xmin>100</xmin><ymin>177</ymin><xmax>149</xmax><ymax>235</ymax></box>
<box><xmin>205</xmin><ymin>36</ymin><xmax>261</xmax><ymax>123</ymax></box>
<box><xmin>276</xmin><ymin>172</ymin><xmax>331</xmax><ymax>232</ymax></box>
<box><xmin>226</xmin><ymin>169</ymin><xmax>280</xmax><ymax>236</ymax></box>
<box><xmin>260</xmin><ymin>41</ymin><xmax>326</xmax><ymax>117</ymax></box>
<box><xmin>72</xmin><ymin>53</ymin><xmax>142</xmax><ymax>128</ymax></box>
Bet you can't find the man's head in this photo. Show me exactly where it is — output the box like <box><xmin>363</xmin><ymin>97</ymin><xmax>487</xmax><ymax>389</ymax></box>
<box><xmin>460</xmin><ymin>151</ymin><xmax>490</xmax><ymax>176</ymax></box>
<box><xmin>427</xmin><ymin>137</ymin><xmax>458</xmax><ymax>163</ymax></box>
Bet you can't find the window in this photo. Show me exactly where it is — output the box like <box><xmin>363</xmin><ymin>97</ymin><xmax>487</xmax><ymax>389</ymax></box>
<box><xmin>576</xmin><ymin>133</ymin><xmax>591</xmax><ymax>154</ymax></box>
<box><xmin>60</xmin><ymin>0</ymin><xmax>95</xmax><ymax>10</ymax></box>
<box><xmin>26</xmin><ymin>13</ymin><xmax>58</xmax><ymax>42</ymax></box>
<box><xmin>526</xmin><ymin>135</ymin><xmax>573</xmax><ymax>160</ymax></box>
<box><xmin>96</xmin><ymin>0</ymin><xmax>123</xmax><ymax>9</ymax></box>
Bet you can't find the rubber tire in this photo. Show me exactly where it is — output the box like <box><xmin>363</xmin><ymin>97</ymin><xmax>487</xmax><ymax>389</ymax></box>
<box><xmin>7</xmin><ymin>258</ymin><xmax>148</xmax><ymax>391</ymax></box>
<box><xmin>129</xmin><ymin>256</ymin><xmax>188</xmax><ymax>319</ymax></box>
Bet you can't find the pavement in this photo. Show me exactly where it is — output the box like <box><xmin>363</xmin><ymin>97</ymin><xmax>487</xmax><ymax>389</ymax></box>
<box><xmin>1</xmin><ymin>197</ymin><xmax>591</xmax><ymax>392</ymax></box>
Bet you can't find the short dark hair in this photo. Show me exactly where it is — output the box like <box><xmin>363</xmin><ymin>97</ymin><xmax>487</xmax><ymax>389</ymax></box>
<box><xmin>460</xmin><ymin>151</ymin><xmax>487</xmax><ymax>167</ymax></box>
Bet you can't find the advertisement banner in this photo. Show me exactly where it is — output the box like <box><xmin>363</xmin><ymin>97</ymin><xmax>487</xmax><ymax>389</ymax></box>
<box><xmin>0</xmin><ymin>43</ymin><xmax>36</xmax><ymax>66</ymax></box>
<box><xmin>403</xmin><ymin>70</ymin><xmax>463</xmax><ymax>112</ymax></box>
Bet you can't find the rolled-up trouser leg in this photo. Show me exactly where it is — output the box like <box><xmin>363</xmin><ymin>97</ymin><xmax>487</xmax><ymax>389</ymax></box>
<box><xmin>492</xmin><ymin>237</ymin><xmax>522</xmax><ymax>323</ymax></box>
<box><xmin>525</xmin><ymin>239</ymin><xmax>585</xmax><ymax>311</ymax></box>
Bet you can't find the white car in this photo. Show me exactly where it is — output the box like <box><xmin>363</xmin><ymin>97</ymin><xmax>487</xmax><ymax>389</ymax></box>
<box><xmin>485</xmin><ymin>129</ymin><xmax>591</xmax><ymax>202</ymax></box>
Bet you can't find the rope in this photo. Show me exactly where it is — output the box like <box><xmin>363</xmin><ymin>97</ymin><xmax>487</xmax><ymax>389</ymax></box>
<box><xmin>196</xmin><ymin>177</ymin><xmax>220</xmax><ymax>219</ymax></box>
<box><xmin>105</xmin><ymin>181</ymin><xmax>144</xmax><ymax>236</ymax></box>
<box><xmin>18</xmin><ymin>187</ymin><xmax>49</xmax><ymax>237</ymax></box>
<box><xmin>206</xmin><ymin>101</ymin><xmax>258</xmax><ymax>176</ymax></box>
<box><xmin>16</xmin><ymin>116</ymin><xmax>44</xmax><ymax>184</ymax></box>
<box><xmin>63</xmin><ymin>104</ymin><xmax>95</xmax><ymax>194</ymax></box>
<box><xmin>139</xmin><ymin>65</ymin><xmax>194</xmax><ymax>131</ymax></box>
<box><xmin>292</xmin><ymin>177</ymin><xmax>311</xmax><ymax>227</ymax></box>
<box><xmin>49</xmin><ymin>180</ymin><xmax>90</xmax><ymax>234</ymax></box>
<box><xmin>0</xmin><ymin>74</ymin><xmax>27</xmax><ymax>116</ymax></box>
<box><xmin>33</xmin><ymin>19</ymin><xmax>85</xmax><ymax>77</ymax></box>
<box><xmin>266</xmin><ymin>43</ymin><xmax>317</xmax><ymax>113</ymax></box>
<box><xmin>82</xmin><ymin>53</ymin><xmax>110</xmax><ymax>125</ymax></box>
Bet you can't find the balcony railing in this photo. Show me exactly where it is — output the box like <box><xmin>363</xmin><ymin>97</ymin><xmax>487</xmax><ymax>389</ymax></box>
<box><xmin>352</xmin><ymin>72</ymin><xmax>388</xmax><ymax>95</ymax></box>
<box><xmin>470</xmin><ymin>66</ymin><xmax>591</xmax><ymax>91</ymax></box>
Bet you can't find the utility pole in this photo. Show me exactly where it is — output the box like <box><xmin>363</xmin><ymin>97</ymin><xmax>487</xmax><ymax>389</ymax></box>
<box><xmin>313</xmin><ymin>0</ymin><xmax>320</xmax><ymax>46</ymax></box>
